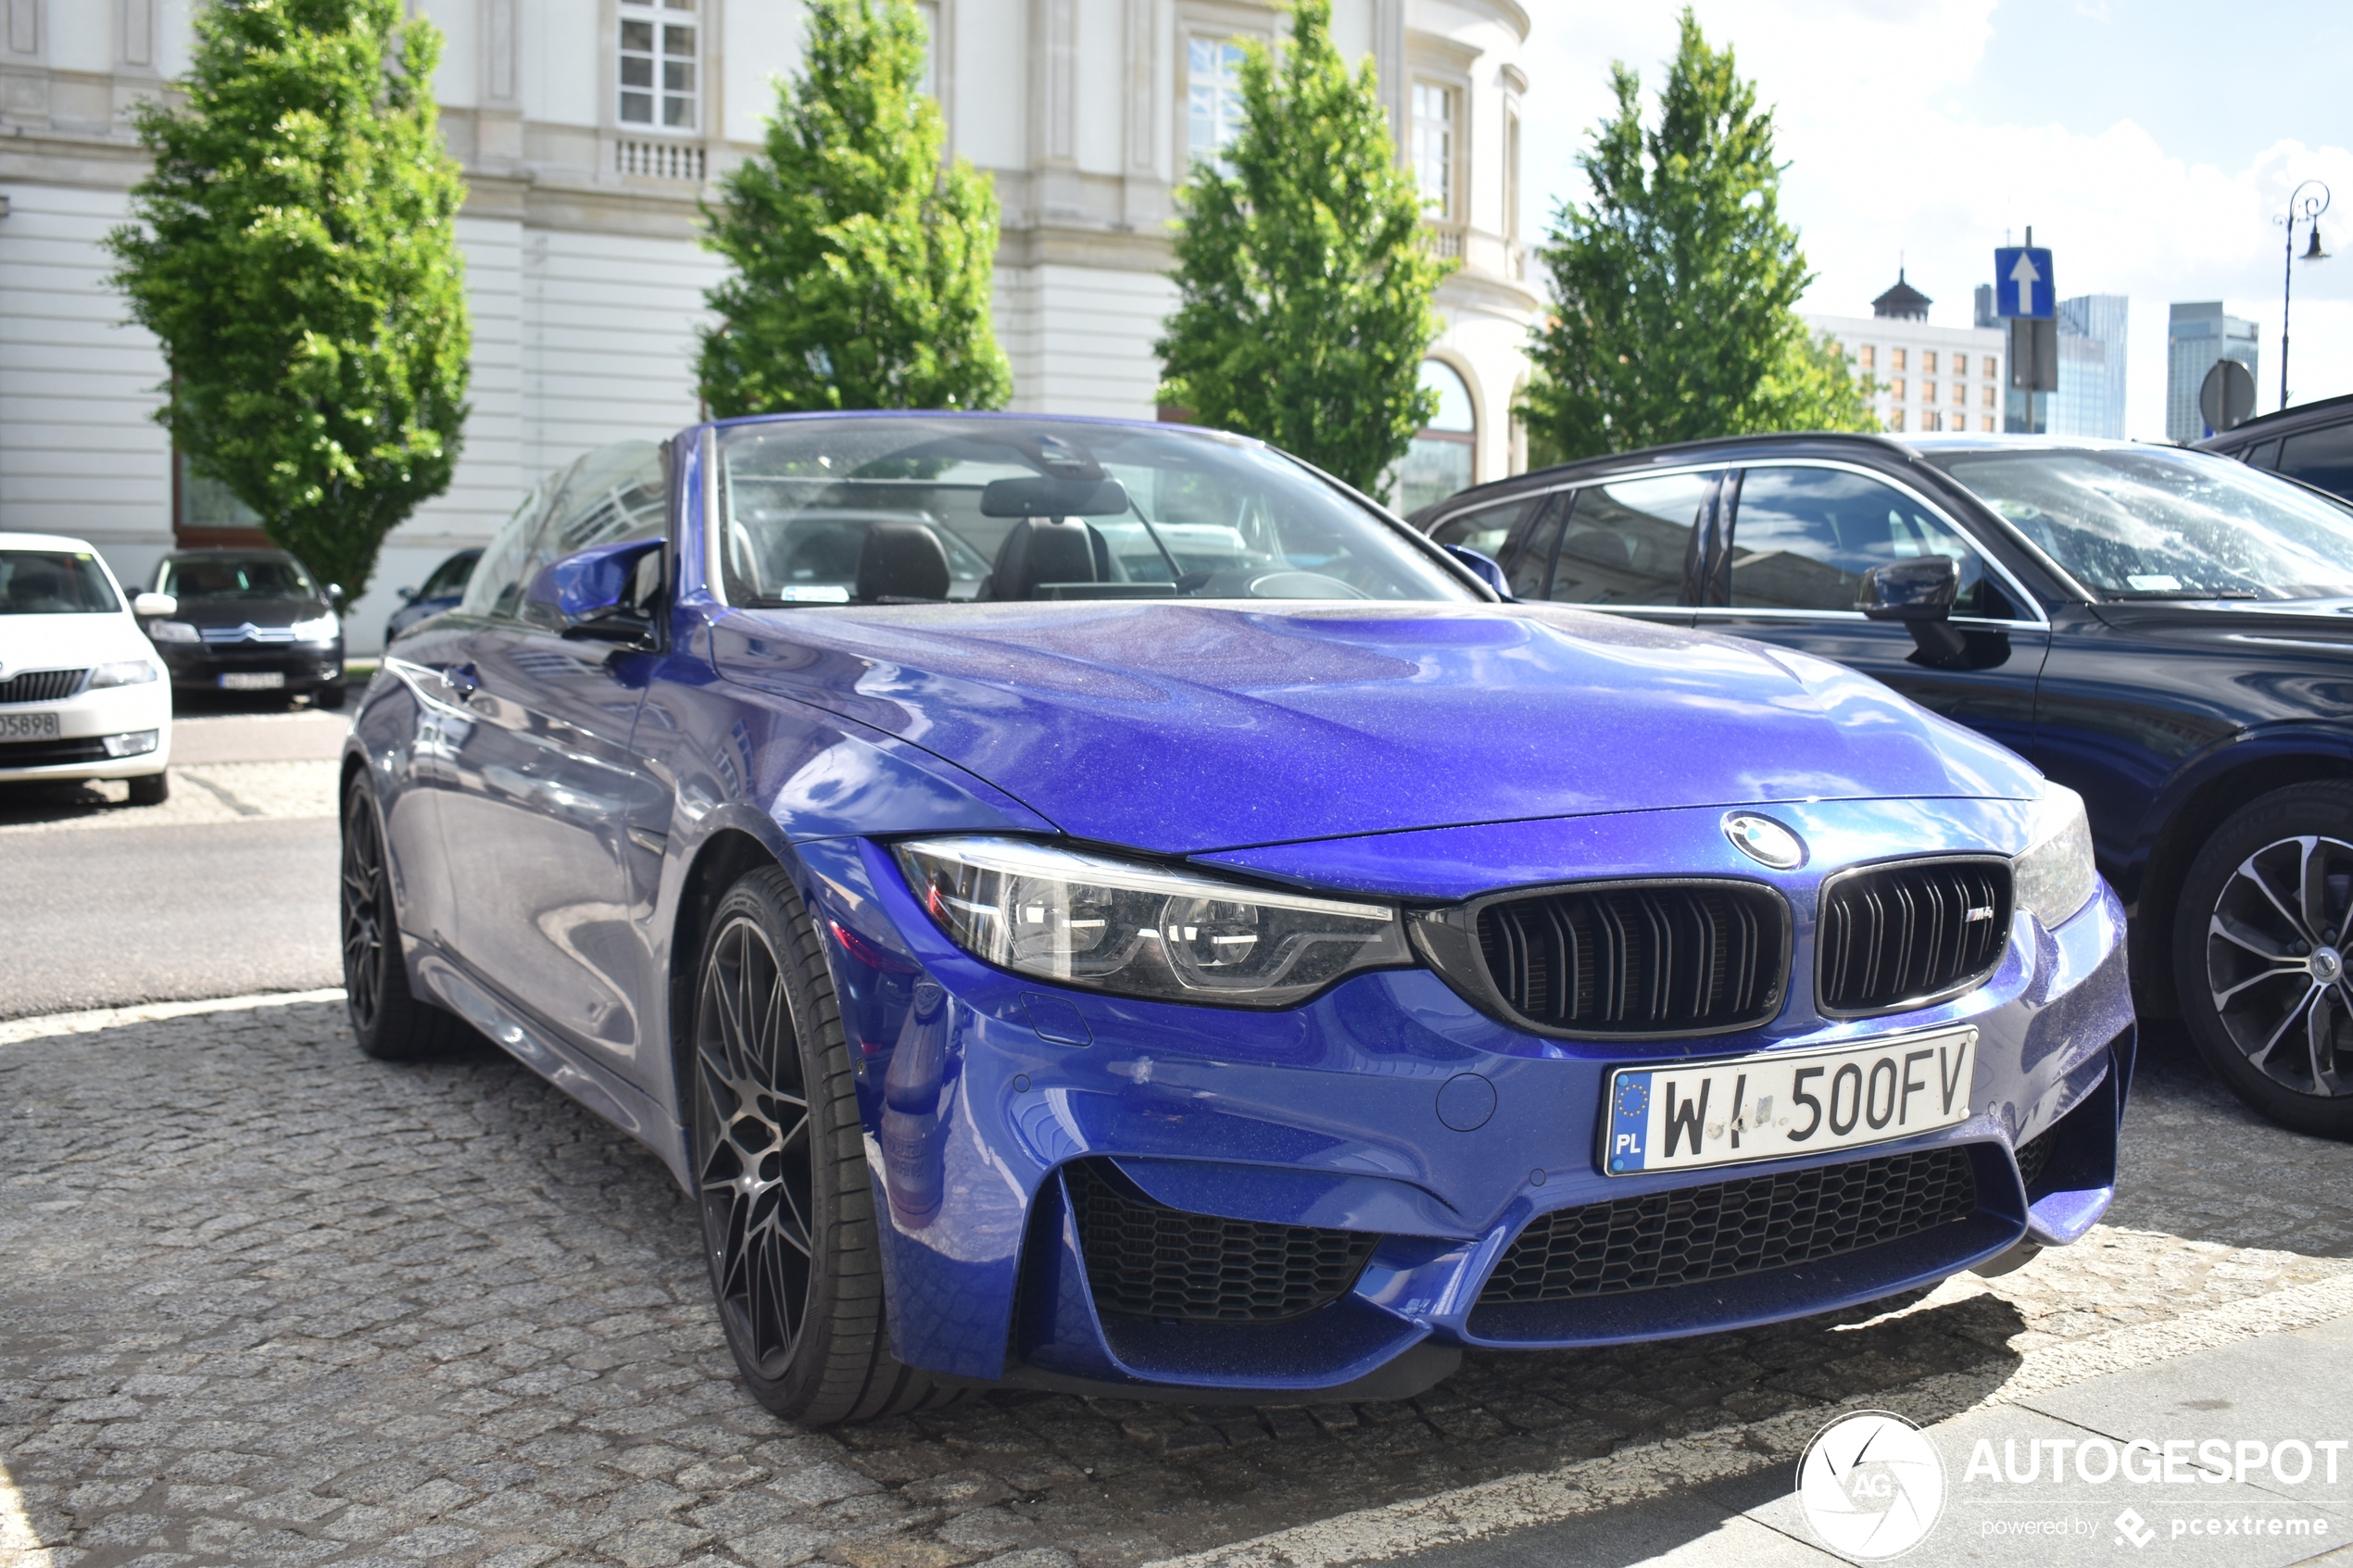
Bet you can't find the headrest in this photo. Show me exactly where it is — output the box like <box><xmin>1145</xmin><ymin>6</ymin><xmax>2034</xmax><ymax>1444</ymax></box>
<box><xmin>988</xmin><ymin>518</ymin><xmax>1108</xmax><ymax>600</ymax></box>
<box><xmin>854</xmin><ymin>522</ymin><xmax>951</xmax><ymax>602</ymax></box>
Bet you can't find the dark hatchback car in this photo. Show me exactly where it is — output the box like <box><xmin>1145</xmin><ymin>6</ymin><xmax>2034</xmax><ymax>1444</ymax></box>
<box><xmin>1413</xmin><ymin>433</ymin><xmax>2353</xmax><ymax>1137</ymax></box>
<box><xmin>385</xmin><ymin>547</ymin><xmax>482</xmax><ymax>644</ymax></box>
<box><xmin>142</xmin><ymin>549</ymin><xmax>347</xmax><ymax>707</ymax></box>
<box><xmin>2198</xmin><ymin>392</ymin><xmax>2353</xmax><ymax>504</ymax></box>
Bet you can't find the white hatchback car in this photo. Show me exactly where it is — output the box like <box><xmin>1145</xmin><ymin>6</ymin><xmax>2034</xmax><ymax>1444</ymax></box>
<box><xmin>0</xmin><ymin>532</ymin><xmax>175</xmax><ymax>803</ymax></box>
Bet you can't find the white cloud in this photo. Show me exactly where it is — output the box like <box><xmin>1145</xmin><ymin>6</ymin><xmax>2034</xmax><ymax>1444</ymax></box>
<box><xmin>1516</xmin><ymin>2</ymin><xmax>2353</xmax><ymax>438</ymax></box>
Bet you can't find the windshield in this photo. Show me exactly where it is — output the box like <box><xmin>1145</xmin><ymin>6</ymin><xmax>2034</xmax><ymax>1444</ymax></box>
<box><xmin>0</xmin><ymin>550</ymin><xmax>120</xmax><ymax>615</ymax></box>
<box><xmin>1928</xmin><ymin>446</ymin><xmax>2353</xmax><ymax>600</ymax></box>
<box><xmin>160</xmin><ymin>555</ymin><xmax>320</xmax><ymax>600</ymax></box>
<box><xmin>715</xmin><ymin>418</ymin><xmax>1474</xmax><ymax>605</ymax></box>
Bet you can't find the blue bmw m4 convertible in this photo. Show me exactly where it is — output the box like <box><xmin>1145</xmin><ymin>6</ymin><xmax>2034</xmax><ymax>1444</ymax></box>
<box><xmin>346</xmin><ymin>413</ymin><xmax>2134</xmax><ymax>1424</ymax></box>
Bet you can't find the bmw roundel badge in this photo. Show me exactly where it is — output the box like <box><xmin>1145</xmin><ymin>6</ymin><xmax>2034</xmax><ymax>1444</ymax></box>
<box><xmin>1723</xmin><ymin>812</ymin><xmax>1806</xmax><ymax>870</ymax></box>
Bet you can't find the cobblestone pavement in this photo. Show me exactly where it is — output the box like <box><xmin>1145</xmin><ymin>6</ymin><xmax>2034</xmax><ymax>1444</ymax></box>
<box><xmin>5</xmin><ymin>1005</ymin><xmax>2350</xmax><ymax>1568</ymax></box>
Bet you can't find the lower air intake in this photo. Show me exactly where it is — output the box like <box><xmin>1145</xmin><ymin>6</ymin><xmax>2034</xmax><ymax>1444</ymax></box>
<box><xmin>1064</xmin><ymin>1160</ymin><xmax>1378</xmax><ymax>1323</ymax></box>
<box><xmin>1478</xmin><ymin>1145</ymin><xmax>1979</xmax><ymax>1305</ymax></box>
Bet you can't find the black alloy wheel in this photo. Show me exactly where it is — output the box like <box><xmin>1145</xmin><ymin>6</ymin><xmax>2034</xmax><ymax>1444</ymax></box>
<box><xmin>340</xmin><ymin>775</ymin><xmax>472</xmax><ymax>1060</ymax></box>
<box><xmin>689</xmin><ymin>866</ymin><xmax>955</xmax><ymax>1424</ymax></box>
<box><xmin>2178</xmin><ymin>782</ymin><xmax>2353</xmax><ymax>1138</ymax></box>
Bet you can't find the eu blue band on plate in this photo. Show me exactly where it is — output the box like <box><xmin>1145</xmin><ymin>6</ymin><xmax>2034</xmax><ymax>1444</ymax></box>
<box><xmin>1609</xmin><ymin>1072</ymin><xmax>1651</xmax><ymax>1173</ymax></box>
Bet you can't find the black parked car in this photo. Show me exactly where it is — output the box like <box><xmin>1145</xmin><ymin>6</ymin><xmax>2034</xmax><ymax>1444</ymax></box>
<box><xmin>142</xmin><ymin>548</ymin><xmax>346</xmax><ymax>708</ymax></box>
<box><xmin>385</xmin><ymin>547</ymin><xmax>481</xmax><ymax>644</ymax></box>
<box><xmin>2198</xmin><ymin>392</ymin><xmax>2353</xmax><ymax>503</ymax></box>
<box><xmin>1411</xmin><ymin>433</ymin><xmax>2353</xmax><ymax>1137</ymax></box>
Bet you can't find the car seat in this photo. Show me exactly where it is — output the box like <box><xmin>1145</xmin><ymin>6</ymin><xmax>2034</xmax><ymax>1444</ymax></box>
<box><xmin>855</xmin><ymin>522</ymin><xmax>952</xmax><ymax>602</ymax></box>
<box><xmin>984</xmin><ymin>519</ymin><xmax>1114</xmax><ymax>600</ymax></box>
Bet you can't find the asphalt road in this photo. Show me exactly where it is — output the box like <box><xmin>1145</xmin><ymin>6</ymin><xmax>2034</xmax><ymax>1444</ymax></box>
<box><xmin>0</xmin><ymin>708</ymin><xmax>346</xmax><ymax>1019</ymax></box>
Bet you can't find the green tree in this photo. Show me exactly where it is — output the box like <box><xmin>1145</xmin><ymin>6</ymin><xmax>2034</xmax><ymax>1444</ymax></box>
<box><xmin>698</xmin><ymin>0</ymin><xmax>1009</xmax><ymax>415</ymax></box>
<box><xmin>1520</xmin><ymin>9</ymin><xmax>1874</xmax><ymax>463</ymax></box>
<box><xmin>1154</xmin><ymin>0</ymin><xmax>1452</xmax><ymax>501</ymax></box>
<box><xmin>107</xmin><ymin>0</ymin><xmax>472</xmax><ymax>606</ymax></box>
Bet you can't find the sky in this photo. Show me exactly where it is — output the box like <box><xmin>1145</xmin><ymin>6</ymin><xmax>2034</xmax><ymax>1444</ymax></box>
<box><xmin>1515</xmin><ymin>0</ymin><xmax>2353</xmax><ymax>439</ymax></box>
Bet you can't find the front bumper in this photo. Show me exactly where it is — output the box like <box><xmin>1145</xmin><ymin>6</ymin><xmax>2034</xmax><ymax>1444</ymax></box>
<box><xmin>793</xmin><ymin>795</ymin><xmax>2134</xmax><ymax>1400</ymax></box>
<box><xmin>156</xmin><ymin>639</ymin><xmax>344</xmax><ymax>692</ymax></box>
<box><xmin>0</xmin><ymin>680</ymin><xmax>172</xmax><ymax>782</ymax></box>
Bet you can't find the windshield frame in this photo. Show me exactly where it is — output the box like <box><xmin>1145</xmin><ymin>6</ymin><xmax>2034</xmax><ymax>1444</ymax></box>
<box><xmin>1922</xmin><ymin>441</ymin><xmax>2353</xmax><ymax>605</ymax></box>
<box><xmin>701</xmin><ymin>411</ymin><xmax>1494</xmax><ymax>611</ymax></box>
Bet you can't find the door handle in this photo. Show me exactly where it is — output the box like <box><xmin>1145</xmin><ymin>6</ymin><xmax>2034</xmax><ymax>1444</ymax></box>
<box><xmin>443</xmin><ymin>661</ymin><xmax>481</xmax><ymax>698</ymax></box>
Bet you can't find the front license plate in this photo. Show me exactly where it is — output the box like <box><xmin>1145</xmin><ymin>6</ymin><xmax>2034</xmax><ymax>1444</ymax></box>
<box><xmin>1604</xmin><ymin>1027</ymin><xmax>1976</xmax><ymax>1176</ymax></box>
<box><xmin>219</xmin><ymin>671</ymin><xmax>285</xmax><ymax>690</ymax></box>
<box><xmin>0</xmin><ymin>711</ymin><xmax>60</xmax><ymax>740</ymax></box>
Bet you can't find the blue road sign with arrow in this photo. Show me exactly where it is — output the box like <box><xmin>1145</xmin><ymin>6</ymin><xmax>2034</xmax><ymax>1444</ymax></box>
<box><xmin>1994</xmin><ymin>245</ymin><xmax>2055</xmax><ymax>319</ymax></box>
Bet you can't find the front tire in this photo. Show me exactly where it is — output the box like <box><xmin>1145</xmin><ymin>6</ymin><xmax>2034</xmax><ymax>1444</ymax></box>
<box><xmin>126</xmin><ymin>771</ymin><xmax>169</xmax><ymax>806</ymax></box>
<box><xmin>314</xmin><ymin>681</ymin><xmax>348</xmax><ymax>711</ymax></box>
<box><xmin>341</xmin><ymin>775</ymin><xmax>473</xmax><ymax>1060</ymax></box>
<box><xmin>2176</xmin><ymin>781</ymin><xmax>2353</xmax><ymax>1138</ymax></box>
<box><xmin>690</xmin><ymin>866</ymin><xmax>955</xmax><ymax>1424</ymax></box>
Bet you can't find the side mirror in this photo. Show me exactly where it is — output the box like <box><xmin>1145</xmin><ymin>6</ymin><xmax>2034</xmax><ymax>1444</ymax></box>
<box><xmin>325</xmin><ymin>583</ymin><xmax>344</xmax><ymax>603</ymax></box>
<box><xmin>1857</xmin><ymin>557</ymin><xmax>1959</xmax><ymax>621</ymax></box>
<box><xmin>396</xmin><ymin>585</ymin><xmax>418</xmax><ymax>602</ymax></box>
<box><xmin>1444</xmin><ymin>545</ymin><xmax>1513</xmax><ymax>600</ymax></box>
<box><xmin>526</xmin><ymin>538</ymin><xmax>665</xmax><ymax>647</ymax></box>
<box><xmin>132</xmin><ymin>592</ymin><xmax>177</xmax><ymax>618</ymax></box>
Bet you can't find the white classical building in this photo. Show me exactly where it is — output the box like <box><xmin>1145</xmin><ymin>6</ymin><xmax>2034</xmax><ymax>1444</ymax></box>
<box><xmin>0</xmin><ymin>0</ymin><xmax>1538</xmax><ymax>651</ymax></box>
<box><xmin>1806</xmin><ymin>271</ymin><xmax>2006</xmax><ymax>438</ymax></box>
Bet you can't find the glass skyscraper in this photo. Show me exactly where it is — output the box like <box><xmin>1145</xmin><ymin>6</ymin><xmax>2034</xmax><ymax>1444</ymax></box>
<box><xmin>2052</xmin><ymin>295</ymin><xmax>2129</xmax><ymax>439</ymax></box>
<box><xmin>2167</xmin><ymin>302</ymin><xmax>2260</xmax><ymax>442</ymax></box>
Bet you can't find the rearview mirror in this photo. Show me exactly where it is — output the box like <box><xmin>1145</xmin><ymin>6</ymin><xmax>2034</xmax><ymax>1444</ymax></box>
<box><xmin>132</xmin><ymin>592</ymin><xmax>176</xmax><ymax>618</ymax></box>
<box><xmin>1443</xmin><ymin>545</ymin><xmax>1512</xmax><ymax>599</ymax></box>
<box><xmin>979</xmin><ymin>476</ymin><xmax>1131</xmax><ymax>518</ymax></box>
<box><xmin>1857</xmin><ymin>557</ymin><xmax>1959</xmax><ymax>621</ymax></box>
<box><xmin>526</xmin><ymin>539</ymin><xmax>665</xmax><ymax>648</ymax></box>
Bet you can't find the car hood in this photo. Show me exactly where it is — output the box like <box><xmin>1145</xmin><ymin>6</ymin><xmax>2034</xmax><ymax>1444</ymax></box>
<box><xmin>711</xmin><ymin>601</ymin><xmax>2043</xmax><ymax>855</ymax></box>
<box><xmin>169</xmin><ymin>596</ymin><xmax>326</xmax><ymax>628</ymax></box>
<box><xmin>0</xmin><ymin>612</ymin><xmax>150</xmax><ymax>673</ymax></box>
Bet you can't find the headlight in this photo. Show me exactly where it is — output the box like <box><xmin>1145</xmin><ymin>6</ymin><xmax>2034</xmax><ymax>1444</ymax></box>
<box><xmin>147</xmin><ymin>620</ymin><xmax>199</xmax><ymax>644</ymax></box>
<box><xmin>87</xmin><ymin>659</ymin><xmax>159</xmax><ymax>688</ymax></box>
<box><xmin>2014</xmin><ymin>783</ymin><xmax>2097</xmax><ymax>929</ymax></box>
<box><xmin>292</xmin><ymin>612</ymin><xmax>340</xmax><ymax>643</ymax></box>
<box><xmin>893</xmin><ymin>836</ymin><xmax>1411</xmax><ymax>1007</ymax></box>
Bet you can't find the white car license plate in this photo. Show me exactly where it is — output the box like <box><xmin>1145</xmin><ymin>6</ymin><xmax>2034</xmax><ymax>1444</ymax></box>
<box><xmin>1604</xmin><ymin>1026</ymin><xmax>1976</xmax><ymax>1176</ymax></box>
<box><xmin>220</xmin><ymin>671</ymin><xmax>285</xmax><ymax>690</ymax></box>
<box><xmin>0</xmin><ymin>710</ymin><xmax>61</xmax><ymax>740</ymax></box>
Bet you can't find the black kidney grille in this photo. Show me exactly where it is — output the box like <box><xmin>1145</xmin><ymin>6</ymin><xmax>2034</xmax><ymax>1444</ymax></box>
<box><xmin>1064</xmin><ymin>1160</ymin><xmax>1378</xmax><ymax>1323</ymax></box>
<box><xmin>1477</xmin><ymin>881</ymin><xmax>1789</xmax><ymax>1035</ymax></box>
<box><xmin>0</xmin><ymin>668</ymin><xmax>84</xmax><ymax>705</ymax></box>
<box><xmin>1818</xmin><ymin>858</ymin><xmax>2011</xmax><ymax>1016</ymax></box>
<box><xmin>1478</xmin><ymin>1146</ymin><xmax>1978</xmax><ymax>1305</ymax></box>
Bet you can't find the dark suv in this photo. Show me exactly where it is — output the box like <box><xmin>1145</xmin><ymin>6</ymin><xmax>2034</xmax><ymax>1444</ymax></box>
<box><xmin>1411</xmin><ymin>433</ymin><xmax>2353</xmax><ymax>1137</ymax></box>
<box><xmin>2198</xmin><ymin>392</ymin><xmax>2353</xmax><ymax>503</ymax></box>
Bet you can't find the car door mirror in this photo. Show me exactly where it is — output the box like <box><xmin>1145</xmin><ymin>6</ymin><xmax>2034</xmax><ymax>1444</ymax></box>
<box><xmin>528</xmin><ymin>539</ymin><xmax>665</xmax><ymax>648</ymax></box>
<box><xmin>132</xmin><ymin>592</ymin><xmax>176</xmax><ymax>618</ymax></box>
<box><xmin>1443</xmin><ymin>545</ymin><xmax>1512</xmax><ymax>599</ymax></box>
<box><xmin>396</xmin><ymin>585</ymin><xmax>418</xmax><ymax>602</ymax></box>
<box><xmin>1857</xmin><ymin>557</ymin><xmax>1960</xmax><ymax>621</ymax></box>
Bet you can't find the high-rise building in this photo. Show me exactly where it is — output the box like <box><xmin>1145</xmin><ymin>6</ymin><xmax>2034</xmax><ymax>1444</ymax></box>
<box><xmin>2053</xmin><ymin>295</ymin><xmax>2130</xmax><ymax>439</ymax></box>
<box><xmin>2167</xmin><ymin>302</ymin><xmax>2261</xmax><ymax>442</ymax></box>
<box><xmin>1807</xmin><ymin>270</ymin><xmax>2005</xmax><ymax>436</ymax></box>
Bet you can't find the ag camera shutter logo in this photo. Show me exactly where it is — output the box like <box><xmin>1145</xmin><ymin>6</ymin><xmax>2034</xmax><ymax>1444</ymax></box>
<box><xmin>1798</xmin><ymin>1411</ymin><xmax>1946</xmax><ymax>1559</ymax></box>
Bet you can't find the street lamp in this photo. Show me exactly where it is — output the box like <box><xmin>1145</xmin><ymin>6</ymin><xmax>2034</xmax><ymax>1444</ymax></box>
<box><xmin>2279</xmin><ymin>179</ymin><xmax>2331</xmax><ymax>411</ymax></box>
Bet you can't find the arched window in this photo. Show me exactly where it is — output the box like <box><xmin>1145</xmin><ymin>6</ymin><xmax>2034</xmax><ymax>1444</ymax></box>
<box><xmin>1396</xmin><ymin>359</ymin><xmax>1475</xmax><ymax>514</ymax></box>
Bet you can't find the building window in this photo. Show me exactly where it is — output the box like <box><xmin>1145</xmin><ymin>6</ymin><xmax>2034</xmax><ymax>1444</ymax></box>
<box><xmin>1891</xmin><ymin>348</ymin><xmax>1907</xmax><ymax>372</ymax></box>
<box><xmin>1982</xmin><ymin>385</ymin><xmax>1996</xmax><ymax>408</ymax></box>
<box><xmin>1857</xmin><ymin>345</ymin><xmax>1876</xmax><ymax>370</ymax></box>
<box><xmin>619</xmin><ymin>0</ymin><xmax>697</xmax><ymax>130</ymax></box>
<box><xmin>1412</xmin><ymin>82</ymin><xmax>1455</xmax><ymax>220</ymax></box>
<box><xmin>1891</xmin><ymin>379</ymin><xmax>1906</xmax><ymax>401</ymax></box>
<box><xmin>1890</xmin><ymin>408</ymin><xmax>1906</xmax><ymax>432</ymax></box>
<box><xmin>1188</xmin><ymin>38</ymin><xmax>1247</xmax><ymax>169</ymax></box>
<box><xmin>1922</xmin><ymin>351</ymin><xmax>1938</xmax><ymax>374</ymax></box>
<box><xmin>1397</xmin><ymin>359</ymin><xmax>1476</xmax><ymax>514</ymax></box>
<box><xmin>1983</xmin><ymin>356</ymin><xmax>1998</xmax><ymax>379</ymax></box>
<box><xmin>1926</xmin><ymin>382</ymin><xmax>1940</xmax><ymax>404</ymax></box>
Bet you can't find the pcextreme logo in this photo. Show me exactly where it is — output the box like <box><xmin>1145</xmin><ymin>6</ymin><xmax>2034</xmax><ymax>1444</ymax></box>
<box><xmin>1798</xmin><ymin>1411</ymin><xmax>1946</xmax><ymax>1559</ymax></box>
